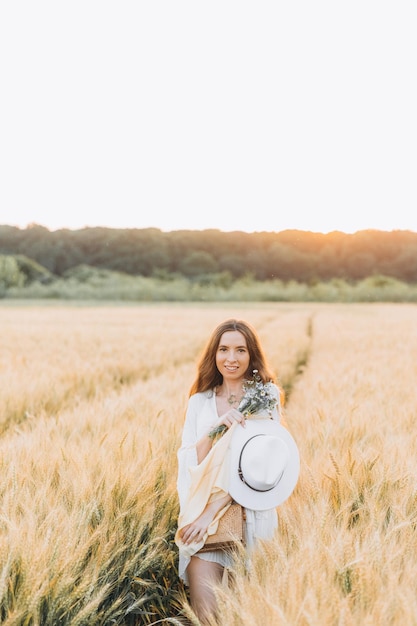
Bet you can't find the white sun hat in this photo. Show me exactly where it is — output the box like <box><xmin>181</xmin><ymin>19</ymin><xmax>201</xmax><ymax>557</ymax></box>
<box><xmin>228</xmin><ymin>418</ymin><xmax>300</xmax><ymax>510</ymax></box>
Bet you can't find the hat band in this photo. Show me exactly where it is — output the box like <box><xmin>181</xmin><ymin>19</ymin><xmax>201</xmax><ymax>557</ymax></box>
<box><xmin>237</xmin><ymin>434</ymin><xmax>284</xmax><ymax>493</ymax></box>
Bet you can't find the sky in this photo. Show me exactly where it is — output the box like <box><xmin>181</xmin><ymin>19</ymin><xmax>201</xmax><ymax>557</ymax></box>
<box><xmin>1</xmin><ymin>1</ymin><xmax>416</xmax><ymax>235</ymax></box>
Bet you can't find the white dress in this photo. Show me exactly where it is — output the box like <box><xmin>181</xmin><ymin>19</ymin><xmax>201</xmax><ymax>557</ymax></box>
<box><xmin>176</xmin><ymin>388</ymin><xmax>280</xmax><ymax>585</ymax></box>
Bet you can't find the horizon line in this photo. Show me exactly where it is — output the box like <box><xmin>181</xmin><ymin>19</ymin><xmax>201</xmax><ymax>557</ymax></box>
<box><xmin>3</xmin><ymin>223</ymin><xmax>417</xmax><ymax>236</ymax></box>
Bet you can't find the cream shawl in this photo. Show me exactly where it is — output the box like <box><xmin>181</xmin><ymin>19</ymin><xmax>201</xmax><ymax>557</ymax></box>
<box><xmin>174</xmin><ymin>422</ymin><xmax>238</xmax><ymax>557</ymax></box>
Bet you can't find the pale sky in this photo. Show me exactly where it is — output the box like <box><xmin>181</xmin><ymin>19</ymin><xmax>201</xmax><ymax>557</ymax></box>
<box><xmin>1</xmin><ymin>1</ymin><xmax>416</xmax><ymax>234</ymax></box>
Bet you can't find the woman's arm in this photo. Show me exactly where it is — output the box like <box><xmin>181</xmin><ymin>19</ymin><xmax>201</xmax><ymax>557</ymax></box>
<box><xmin>177</xmin><ymin>395</ymin><xmax>245</xmax><ymax>508</ymax></box>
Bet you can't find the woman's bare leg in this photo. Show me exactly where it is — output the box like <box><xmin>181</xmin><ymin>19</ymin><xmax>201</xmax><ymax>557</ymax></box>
<box><xmin>187</xmin><ymin>556</ymin><xmax>224</xmax><ymax>624</ymax></box>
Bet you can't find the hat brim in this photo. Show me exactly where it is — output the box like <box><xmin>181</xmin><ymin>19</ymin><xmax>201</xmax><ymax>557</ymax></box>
<box><xmin>228</xmin><ymin>419</ymin><xmax>300</xmax><ymax>510</ymax></box>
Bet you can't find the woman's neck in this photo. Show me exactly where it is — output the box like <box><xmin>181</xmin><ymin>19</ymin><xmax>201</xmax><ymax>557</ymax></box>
<box><xmin>216</xmin><ymin>381</ymin><xmax>244</xmax><ymax>405</ymax></box>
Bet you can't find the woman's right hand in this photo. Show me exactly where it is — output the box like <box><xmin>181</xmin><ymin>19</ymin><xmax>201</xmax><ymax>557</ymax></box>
<box><xmin>212</xmin><ymin>408</ymin><xmax>246</xmax><ymax>432</ymax></box>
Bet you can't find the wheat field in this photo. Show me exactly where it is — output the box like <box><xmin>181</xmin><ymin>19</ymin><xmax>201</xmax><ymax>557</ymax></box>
<box><xmin>0</xmin><ymin>302</ymin><xmax>416</xmax><ymax>626</ymax></box>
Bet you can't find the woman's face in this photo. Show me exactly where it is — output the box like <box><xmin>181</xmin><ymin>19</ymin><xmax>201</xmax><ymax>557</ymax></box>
<box><xmin>215</xmin><ymin>330</ymin><xmax>250</xmax><ymax>381</ymax></box>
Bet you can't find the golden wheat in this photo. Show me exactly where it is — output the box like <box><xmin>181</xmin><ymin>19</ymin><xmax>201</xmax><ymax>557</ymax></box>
<box><xmin>0</xmin><ymin>302</ymin><xmax>416</xmax><ymax>625</ymax></box>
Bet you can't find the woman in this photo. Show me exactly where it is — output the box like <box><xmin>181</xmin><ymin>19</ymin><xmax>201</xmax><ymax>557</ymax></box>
<box><xmin>176</xmin><ymin>318</ymin><xmax>283</xmax><ymax>623</ymax></box>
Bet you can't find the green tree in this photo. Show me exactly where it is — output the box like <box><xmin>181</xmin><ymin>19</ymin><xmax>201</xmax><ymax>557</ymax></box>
<box><xmin>0</xmin><ymin>255</ymin><xmax>25</xmax><ymax>287</ymax></box>
<box><xmin>179</xmin><ymin>251</ymin><xmax>218</xmax><ymax>277</ymax></box>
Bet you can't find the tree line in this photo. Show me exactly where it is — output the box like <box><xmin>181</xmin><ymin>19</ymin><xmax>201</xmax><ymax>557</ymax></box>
<box><xmin>1</xmin><ymin>224</ymin><xmax>417</xmax><ymax>283</ymax></box>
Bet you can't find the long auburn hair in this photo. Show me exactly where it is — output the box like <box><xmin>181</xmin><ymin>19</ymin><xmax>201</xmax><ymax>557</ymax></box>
<box><xmin>189</xmin><ymin>318</ymin><xmax>277</xmax><ymax>396</ymax></box>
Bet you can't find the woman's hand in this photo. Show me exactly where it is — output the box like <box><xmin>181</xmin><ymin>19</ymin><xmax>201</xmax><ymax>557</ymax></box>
<box><xmin>180</xmin><ymin>511</ymin><xmax>213</xmax><ymax>545</ymax></box>
<box><xmin>197</xmin><ymin>409</ymin><xmax>245</xmax><ymax>464</ymax></box>
<box><xmin>213</xmin><ymin>408</ymin><xmax>246</xmax><ymax>432</ymax></box>
<box><xmin>179</xmin><ymin>494</ymin><xmax>232</xmax><ymax>545</ymax></box>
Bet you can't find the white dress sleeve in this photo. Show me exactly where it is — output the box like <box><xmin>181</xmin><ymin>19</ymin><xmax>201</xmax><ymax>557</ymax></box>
<box><xmin>176</xmin><ymin>392</ymin><xmax>217</xmax><ymax>511</ymax></box>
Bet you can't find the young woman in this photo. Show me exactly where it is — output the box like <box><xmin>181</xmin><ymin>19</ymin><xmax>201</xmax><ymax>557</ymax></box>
<box><xmin>176</xmin><ymin>318</ymin><xmax>283</xmax><ymax>623</ymax></box>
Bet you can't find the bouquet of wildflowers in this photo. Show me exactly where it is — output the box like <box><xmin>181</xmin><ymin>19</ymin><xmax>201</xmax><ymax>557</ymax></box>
<box><xmin>209</xmin><ymin>370</ymin><xmax>278</xmax><ymax>439</ymax></box>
